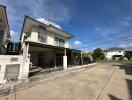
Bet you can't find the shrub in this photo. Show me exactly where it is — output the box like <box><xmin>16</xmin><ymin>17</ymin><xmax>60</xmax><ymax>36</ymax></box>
<box><xmin>112</xmin><ymin>55</ymin><xmax>115</xmax><ymax>60</ymax></box>
<box><xmin>119</xmin><ymin>55</ymin><xmax>124</xmax><ymax>60</ymax></box>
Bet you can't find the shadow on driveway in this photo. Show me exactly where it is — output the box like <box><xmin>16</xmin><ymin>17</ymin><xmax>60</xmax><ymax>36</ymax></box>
<box><xmin>112</xmin><ymin>63</ymin><xmax>132</xmax><ymax>100</ymax></box>
<box><xmin>108</xmin><ymin>94</ymin><xmax>122</xmax><ymax>100</ymax></box>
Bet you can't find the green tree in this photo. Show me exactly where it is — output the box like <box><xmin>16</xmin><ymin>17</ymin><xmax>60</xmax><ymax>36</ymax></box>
<box><xmin>93</xmin><ymin>48</ymin><xmax>105</xmax><ymax>60</ymax></box>
<box><xmin>112</xmin><ymin>55</ymin><xmax>115</xmax><ymax>60</ymax></box>
<box><xmin>124</xmin><ymin>51</ymin><xmax>132</xmax><ymax>60</ymax></box>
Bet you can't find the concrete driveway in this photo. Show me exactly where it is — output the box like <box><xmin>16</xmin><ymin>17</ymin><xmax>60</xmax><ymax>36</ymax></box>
<box><xmin>0</xmin><ymin>63</ymin><xmax>132</xmax><ymax>100</ymax></box>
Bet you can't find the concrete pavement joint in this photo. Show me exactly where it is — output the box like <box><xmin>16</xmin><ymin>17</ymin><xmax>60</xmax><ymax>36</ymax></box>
<box><xmin>95</xmin><ymin>67</ymin><xmax>117</xmax><ymax>100</ymax></box>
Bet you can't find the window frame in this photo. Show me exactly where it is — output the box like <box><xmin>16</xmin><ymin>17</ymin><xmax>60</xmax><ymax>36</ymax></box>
<box><xmin>38</xmin><ymin>31</ymin><xmax>47</xmax><ymax>43</ymax></box>
<box><xmin>54</xmin><ymin>36</ymin><xmax>65</xmax><ymax>47</ymax></box>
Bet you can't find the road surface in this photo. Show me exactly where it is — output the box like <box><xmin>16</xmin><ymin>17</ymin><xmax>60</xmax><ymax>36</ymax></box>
<box><xmin>0</xmin><ymin>63</ymin><xmax>132</xmax><ymax>100</ymax></box>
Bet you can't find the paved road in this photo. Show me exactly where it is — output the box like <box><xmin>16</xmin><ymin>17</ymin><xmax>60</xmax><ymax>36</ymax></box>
<box><xmin>0</xmin><ymin>63</ymin><xmax>132</xmax><ymax>100</ymax></box>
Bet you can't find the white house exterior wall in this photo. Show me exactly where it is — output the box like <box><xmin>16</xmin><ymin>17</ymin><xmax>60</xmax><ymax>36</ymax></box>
<box><xmin>105</xmin><ymin>51</ymin><xmax>124</xmax><ymax>59</ymax></box>
<box><xmin>24</xmin><ymin>26</ymin><xmax>71</xmax><ymax>48</ymax></box>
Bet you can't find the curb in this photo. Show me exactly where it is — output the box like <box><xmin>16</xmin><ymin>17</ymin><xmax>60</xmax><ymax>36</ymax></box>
<box><xmin>67</xmin><ymin>63</ymin><xmax>97</xmax><ymax>70</ymax></box>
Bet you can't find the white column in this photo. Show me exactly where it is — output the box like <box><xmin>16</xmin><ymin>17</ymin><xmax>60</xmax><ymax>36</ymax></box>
<box><xmin>21</xmin><ymin>43</ymin><xmax>30</xmax><ymax>79</ymax></box>
<box><xmin>26</xmin><ymin>43</ymin><xmax>29</xmax><ymax>58</ymax></box>
<box><xmin>23</xmin><ymin>43</ymin><xmax>29</xmax><ymax>59</ymax></box>
<box><xmin>54</xmin><ymin>55</ymin><xmax>56</xmax><ymax>68</ymax></box>
<box><xmin>63</xmin><ymin>49</ymin><xmax>67</xmax><ymax>69</ymax></box>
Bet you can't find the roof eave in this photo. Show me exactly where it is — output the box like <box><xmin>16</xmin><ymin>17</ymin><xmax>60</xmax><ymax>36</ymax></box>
<box><xmin>48</xmin><ymin>24</ymin><xmax>75</xmax><ymax>39</ymax></box>
<box><xmin>20</xmin><ymin>15</ymin><xmax>75</xmax><ymax>40</ymax></box>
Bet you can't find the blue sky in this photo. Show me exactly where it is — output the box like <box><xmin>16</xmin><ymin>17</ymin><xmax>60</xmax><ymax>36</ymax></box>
<box><xmin>0</xmin><ymin>0</ymin><xmax>132</xmax><ymax>51</ymax></box>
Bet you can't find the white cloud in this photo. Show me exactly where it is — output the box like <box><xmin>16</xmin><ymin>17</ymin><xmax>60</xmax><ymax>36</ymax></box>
<box><xmin>10</xmin><ymin>30</ymin><xmax>17</xmax><ymax>37</ymax></box>
<box><xmin>16</xmin><ymin>0</ymin><xmax>72</xmax><ymax>23</ymax></box>
<box><xmin>36</xmin><ymin>18</ymin><xmax>61</xmax><ymax>29</ymax></box>
<box><xmin>121</xmin><ymin>20</ymin><xmax>130</xmax><ymax>26</ymax></box>
<box><xmin>94</xmin><ymin>26</ymin><xmax>116</xmax><ymax>37</ymax></box>
<box><xmin>119</xmin><ymin>43</ymin><xmax>132</xmax><ymax>48</ymax></box>
<box><xmin>95</xmin><ymin>27</ymin><xmax>100</xmax><ymax>31</ymax></box>
<box><xmin>119</xmin><ymin>44</ymin><xmax>126</xmax><ymax>48</ymax></box>
<box><xmin>74</xmin><ymin>40</ymin><xmax>82</xmax><ymax>45</ymax></box>
<box><xmin>126</xmin><ymin>16</ymin><xmax>131</xmax><ymax>20</ymax></box>
<box><xmin>120</xmin><ymin>16</ymin><xmax>132</xmax><ymax>26</ymax></box>
<box><xmin>0</xmin><ymin>0</ymin><xmax>73</xmax><ymax>41</ymax></box>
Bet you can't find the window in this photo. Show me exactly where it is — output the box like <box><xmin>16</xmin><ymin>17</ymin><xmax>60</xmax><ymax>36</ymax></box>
<box><xmin>38</xmin><ymin>32</ymin><xmax>47</xmax><ymax>43</ymax></box>
<box><xmin>54</xmin><ymin>37</ymin><xmax>65</xmax><ymax>47</ymax></box>
<box><xmin>59</xmin><ymin>38</ymin><xmax>65</xmax><ymax>47</ymax></box>
<box><xmin>0</xmin><ymin>30</ymin><xmax>3</xmax><ymax>43</ymax></box>
<box><xmin>55</xmin><ymin>37</ymin><xmax>59</xmax><ymax>46</ymax></box>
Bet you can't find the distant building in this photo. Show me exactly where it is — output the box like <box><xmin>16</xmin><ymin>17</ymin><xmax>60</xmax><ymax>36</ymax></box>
<box><xmin>104</xmin><ymin>48</ymin><xmax>125</xmax><ymax>59</ymax></box>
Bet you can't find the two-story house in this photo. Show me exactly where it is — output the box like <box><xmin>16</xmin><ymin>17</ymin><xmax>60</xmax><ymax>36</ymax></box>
<box><xmin>20</xmin><ymin>16</ymin><xmax>82</xmax><ymax>76</ymax></box>
<box><xmin>105</xmin><ymin>48</ymin><xmax>125</xmax><ymax>59</ymax></box>
<box><xmin>0</xmin><ymin>5</ymin><xmax>10</xmax><ymax>54</ymax></box>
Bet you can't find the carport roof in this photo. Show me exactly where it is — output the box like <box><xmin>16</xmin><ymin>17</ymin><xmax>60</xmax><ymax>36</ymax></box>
<box><xmin>25</xmin><ymin>41</ymin><xmax>81</xmax><ymax>52</ymax></box>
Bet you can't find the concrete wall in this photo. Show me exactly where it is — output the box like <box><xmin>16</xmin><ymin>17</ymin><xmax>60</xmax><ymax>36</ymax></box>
<box><xmin>105</xmin><ymin>51</ymin><xmax>124</xmax><ymax>59</ymax></box>
<box><xmin>0</xmin><ymin>55</ymin><xmax>30</xmax><ymax>83</ymax></box>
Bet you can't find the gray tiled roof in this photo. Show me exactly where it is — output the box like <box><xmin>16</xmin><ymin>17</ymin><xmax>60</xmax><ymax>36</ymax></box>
<box><xmin>105</xmin><ymin>48</ymin><xmax>125</xmax><ymax>52</ymax></box>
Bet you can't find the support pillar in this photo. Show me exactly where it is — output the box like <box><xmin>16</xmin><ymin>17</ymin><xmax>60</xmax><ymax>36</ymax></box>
<box><xmin>54</xmin><ymin>51</ymin><xmax>56</xmax><ymax>68</ymax></box>
<box><xmin>63</xmin><ymin>49</ymin><xmax>67</xmax><ymax>69</ymax></box>
<box><xmin>23</xmin><ymin>43</ymin><xmax>29</xmax><ymax>59</ymax></box>
<box><xmin>22</xmin><ymin>43</ymin><xmax>30</xmax><ymax>79</ymax></box>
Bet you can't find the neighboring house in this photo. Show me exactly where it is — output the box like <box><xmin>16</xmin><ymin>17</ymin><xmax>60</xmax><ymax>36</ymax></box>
<box><xmin>0</xmin><ymin>5</ymin><xmax>10</xmax><ymax>54</ymax></box>
<box><xmin>105</xmin><ymin>48</ymin><xmax>125</xmax><ymax>59</ymax></box>
<box><xmin>0</xmin><ymin>5</ymin><xmax>29</xmax><ymax>83</ymax></box>
<box><xmin>20</xmin><ymin>16</ymin><xmax>82</xmax><ymax>76</ymax></box>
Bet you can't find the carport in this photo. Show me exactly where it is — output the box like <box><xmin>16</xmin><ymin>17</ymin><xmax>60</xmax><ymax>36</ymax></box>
<box><xmin>24</xmin><ymin>41</ymin><xmax>82</xmax><ymax>76</ymax></box>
